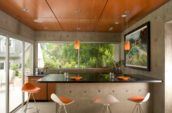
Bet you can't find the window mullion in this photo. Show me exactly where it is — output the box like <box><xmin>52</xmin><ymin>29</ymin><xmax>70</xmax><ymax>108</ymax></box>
<box><xmin>22</xmin><ymin>41</ymin><xmax>25</xmax><ymax>103</ymax></box>
<box><xmin>5</xmin><ymin>37</ymin><xmax>9</xmax><ymax>113</ymax></box>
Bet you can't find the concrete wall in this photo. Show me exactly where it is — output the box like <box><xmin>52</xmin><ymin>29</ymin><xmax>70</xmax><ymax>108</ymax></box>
<box><xmin>56</xmin><ymin>83</ymin><xmax>150</xmax><ymax>113</ymax></box>
<box><xmin>121</xmin><ymin>1</ymin><xmax>172</xmax><ymax>113</ymax></box>
<box><xmin>0</xmin><ymin>11</ymin><xmax>34</xmax><ymax>43</ymax></box>
<box><xmin>35</xmin><ymin>31</ymin><xmax>121</xmax><ymax>43</ymax></box>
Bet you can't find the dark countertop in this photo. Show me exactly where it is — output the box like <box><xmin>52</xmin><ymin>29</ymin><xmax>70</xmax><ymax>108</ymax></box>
<box><xmin>38</xmin><ymin>73</ymin><xmax>162</xmax><ymax>83</ymax></box>
<box><xmin>26</xmin><ymin>74</ymin><xmax>46</xmax><ymax>77</ymax></box>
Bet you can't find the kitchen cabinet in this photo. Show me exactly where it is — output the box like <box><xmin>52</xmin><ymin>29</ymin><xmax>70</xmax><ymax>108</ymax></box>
<box><xmin>47</xmin><ymin>83</ymin><xmax>56</xmax><ymax>100</ymax></box>
<box><xmin>26</xmin><ymin>76</ymin><xmax>56</xmax><ymax>101</ymax></box>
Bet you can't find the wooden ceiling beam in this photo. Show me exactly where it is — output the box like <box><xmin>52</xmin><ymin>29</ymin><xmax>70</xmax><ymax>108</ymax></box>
<box><xmin>94</xmin><ymin>0</ymin><xmax>109</xmax><ymax>32</ymax></box>
<box><xmin>45</xmin><ymin>0</ymin><xmax>64</xmax><ymax>30</ymax></box>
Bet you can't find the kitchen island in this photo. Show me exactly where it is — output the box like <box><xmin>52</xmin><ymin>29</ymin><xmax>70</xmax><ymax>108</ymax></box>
<box><xmin>38</xmin><ymin>73</ymin><xmax>162</xmax><ymax>83</ymax></box>
<box><xmin>38</xmin><ymin>74</ymin><xmax>162</xmax><ymax>113</ymax></box>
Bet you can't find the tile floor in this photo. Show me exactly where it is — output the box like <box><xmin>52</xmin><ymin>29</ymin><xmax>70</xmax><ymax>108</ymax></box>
<box><xmin>15</xmin><ymin>102</ymin><xmax>56</xmax><ymax>113</ymax></box>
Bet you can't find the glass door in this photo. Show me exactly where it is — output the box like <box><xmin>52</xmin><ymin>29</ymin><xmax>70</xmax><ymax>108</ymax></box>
<box><xmin>24</xmin><ymin>42</ymin><xmax>33</xmax><ymax>101</ymax></box>
<box><xmin>9</xmin><ymin>38</ymin><xmax>23</xmax><ymax>112</ymax></box>
<box><xmin>0</xmin><ymin>35</ymin><xmax>7</xmax><ymax>113</ymax></box>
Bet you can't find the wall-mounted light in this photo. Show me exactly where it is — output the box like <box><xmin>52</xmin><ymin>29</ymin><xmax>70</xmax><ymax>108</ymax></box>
<box><xmin>124</xmin><ymin>41</ymin><xmax>131</xmax><ymax>51</ymax></box>
<box><xmin>74</xmin><ymin>40</ymin><xmax>80</xmax><ymax>49</ymax></box>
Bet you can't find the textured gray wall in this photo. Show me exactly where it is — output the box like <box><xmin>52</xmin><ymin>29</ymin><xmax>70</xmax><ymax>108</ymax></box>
<box><xmin>121</xmin><ymin>1</ymin><xmax>172</xmax><ymax>113</ymax></box>
<box><xmin>56</xmin><ymin>83</ymin><xmax>151</xmax><ymax>113</ymax></box>
<box><xmin>35</xmin><ymin>31</ymin><xmax>121</xmax><ymax>43</ymax></box>
<box><xmin>0</xmin><ymin>10</ymin><xmax>34</xmax><ymax>43</ymax></box>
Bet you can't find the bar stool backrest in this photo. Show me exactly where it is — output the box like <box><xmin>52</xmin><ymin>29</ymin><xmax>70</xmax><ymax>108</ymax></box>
<box><xmin>141</xmin><ymin>92</ymin><xmax>150</xmax><ymax>103</ymax></box>
<box><xmin>51</xmin><ymin>93</ymin><xmax>64</xmax><ymax>106</ymax></box>
<box><xmin>106</xmin><ymin>95</ymin><xmax>119</xmax><ymax>103</ymax></box>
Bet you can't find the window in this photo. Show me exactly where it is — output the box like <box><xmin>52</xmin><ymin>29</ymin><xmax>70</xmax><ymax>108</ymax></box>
<box><xmin>25</xmin><ymin>42</ymin><xmax>33</xmax><ymax>75</ymax></box>
<box><xmin>38</xmin><ymin>42</ymin><xmax>119</xmax><ymax>69</ymax></box>
<box><xmin>0</xmin><ymin>35</ymin><xmax>7</xmax><ymax>113</ymax></box>
<box><xmin>0</xmin><ymin>62</ymin><xmax>4</xmax><ymax>69</ymax></box>
<box><xmin>0</xmin><ymin>38</ymin><xmax>6</xmax><ymax>53</ymax></box>
<box><xmin>0</xmin><ymin>34</ymin><xmax>34</xmax><ymax>113</ymax></box>
<box><xmin>24</xmin><ymin>42</ymin><xmax>33</xmax><ymax>101</ymax></box>
<box><xmin>9</xmin><ymin>38</ymin><xmax>23</xmax><ymax>112</ymax></box>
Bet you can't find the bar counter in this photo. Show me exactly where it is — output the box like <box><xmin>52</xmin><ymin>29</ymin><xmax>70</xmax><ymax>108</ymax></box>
<box><xmin>38</xmin><ymin>73</ymin><xmax>162</xmax><ymax>83</ymax></box>
<box><xmin>37</xmin><ymin>73</ymin><xmax>162</xmax><ymax>113</ymax></box>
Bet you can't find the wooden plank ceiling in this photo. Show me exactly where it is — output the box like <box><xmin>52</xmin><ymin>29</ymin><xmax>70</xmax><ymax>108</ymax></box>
<box><xmin>0</xmin><ymin>0</ymin><xmax>169</xmax><ymax>32</ymax></box>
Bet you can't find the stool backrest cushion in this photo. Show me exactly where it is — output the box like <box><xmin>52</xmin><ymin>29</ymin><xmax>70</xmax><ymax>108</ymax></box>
<box><xmin>106</xmin><ymin>95</ymin><xmax>119</xmax><ymax>104</ymax></box>
<box><xmin>51</xmin><ymin>93</ymin><xmax>64</xmax><ymax>105</ymax></box>
<box><xmin>142</xmin><ymin>92</ymin><xmax>150</xmax><ymax>103</ymax></box>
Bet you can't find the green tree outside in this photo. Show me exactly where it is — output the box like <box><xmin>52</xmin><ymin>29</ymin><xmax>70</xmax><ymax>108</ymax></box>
<box><xmin>40</xmin><ymin>42</ymin><xmax>115</xmax><ymax>69</ymax></box>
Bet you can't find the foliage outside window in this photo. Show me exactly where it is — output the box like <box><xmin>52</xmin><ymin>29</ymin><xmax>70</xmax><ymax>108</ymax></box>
<box><xmin>38</xmin><ymin>42</ymin><xmax>118</xmax><ymax>69</ymax></box>
<box><xmin>25</xmin><ymin>42</ymin><xmax>33</xmax><ymax>75</ymax></box>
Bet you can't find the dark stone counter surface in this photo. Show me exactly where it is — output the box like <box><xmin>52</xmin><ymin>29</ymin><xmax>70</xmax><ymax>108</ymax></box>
<box><xmin>38</xmin><ymin>73</ymin><xmax>162</xmax><ymax>83</ymax></box>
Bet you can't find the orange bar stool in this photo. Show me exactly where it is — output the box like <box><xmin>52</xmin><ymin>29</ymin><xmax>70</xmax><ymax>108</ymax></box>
<box><xmin>128</xmin><ymin>92</ymin><xmax>150</xmax><ymax>113</ymax></box>
<box><xmin>22</xmin><ymin>82</ymin><xmax>40</xmax><ymax>113</ymax></box>
<box><xmin>94</xmin><ymin>95</ymin><xmax>119</xmax><ymax>113</ymax></box>
<box><xmin>51</xmin><ymin>93</ymin><xmax>74</xmax><ymax>113</ymax></box>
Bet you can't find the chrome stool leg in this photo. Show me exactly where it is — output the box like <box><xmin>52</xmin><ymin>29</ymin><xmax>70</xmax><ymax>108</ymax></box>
<box><xmin>107</xmin><ymin>105</ymin><xmax>112</xmax><ymax>113</ymax></box>
<box><xmin>24</xmin><ymin>93</ymin><xmax>31</xmax><ymax>113</ymax></box>
<box><xmin>103</xmin><ymin>105</ymin><xmax>112</xmax><ymax>113</ymax></box>
<box><xmin>32</xmin><ymin>94</ymin><xmax>39</xmax><ymax>113</ymax></box>
<box><xmin>63</xmin><ymin>105</ymin><xmax>68</xmax><ymax>113</ymax></box>
<box><xmin>132</xmin><ymin>104</ymin><xmax>143</xmax><ymax>113</ymax></box>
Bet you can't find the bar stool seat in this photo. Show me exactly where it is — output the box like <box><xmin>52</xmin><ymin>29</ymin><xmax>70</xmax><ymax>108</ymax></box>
<box><xmin>51</xmin><ymin>93</ymin><xmax>74</xmax><ymax>113</ymax></box>
<box><xmin>22</xmin><ymin>83</ymin><xmax>40</xmax><ymax>113</ymax></box>
<box><xmin>128</xmin><ymin>92</ymin><xmax>150</xmax><ymax>113</ymax></box>
<box><xmin>128</xmin><ymin>96</ymin><xmax>144</xmax><ymax>103</ymax></box>
<box><xmin>94</xmin><ymin>95</ymin><xmax>119</xmax><ymax>113</ymax></box>
<box><xmin>59</xmin><ymin>96</ymin><xmax>74</xmax><ymax>105</ymax></box>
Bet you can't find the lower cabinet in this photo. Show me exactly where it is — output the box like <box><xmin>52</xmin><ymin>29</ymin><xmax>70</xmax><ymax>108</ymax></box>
<box><xmin>47</xmin><ymin>83</ymin><xmax>56</xmax><ymax>100</ymax></box>
<box><xmin>26</xmin><ymin>76</ymin><xmax>56</xmax><ymax>101</ymax></box>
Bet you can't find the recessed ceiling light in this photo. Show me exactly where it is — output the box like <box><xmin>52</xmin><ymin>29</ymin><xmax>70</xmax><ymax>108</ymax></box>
<box><xmin>108</xmin><ymin>26</ymin><xmax>114</xmax><ymax>31</ymax></box>
<box><xmin>115</xmin><ymin>22</ymin><xmax>119</xmax><ymax>24</ymax></box>
<box><xmin>22</xmin><ymin>8</ymin><xmax>29</xmax><ymax>12</ymax></box>
<box><xmin>76</xmin><ymin>27</ymin><xmax>81</xmax><ymax>30</ymax></box>
<box><xmin>34</xmin><ymin>19</ymin><xmax>42</xmax><ymax>23</ymax></box>
<box><xmin>121</xmin><ymin>14</ymin><xmax>127</xmax><ymax>18</ymax></box>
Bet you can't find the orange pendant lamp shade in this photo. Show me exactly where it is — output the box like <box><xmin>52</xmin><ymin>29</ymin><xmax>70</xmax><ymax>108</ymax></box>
<box><xmin>74</xmin><ymin>40</ymin><xmax>80</xmax><ymax>49</ymax></box>
<box><xmin>124</xmin><ymin>41</ymin><xmax>131</xmax><ymax>51</ymax></box>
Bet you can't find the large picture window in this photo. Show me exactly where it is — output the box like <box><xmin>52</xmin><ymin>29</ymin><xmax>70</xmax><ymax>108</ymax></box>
<box><xmin>38</xmin><ymin>42</ymin><xmax>119</xmax><ymax>69</ymax></box>
<box><xmin>0</xmin><ymin>34</ymin><xmax>33</xmax><ymax>113</ymax></box>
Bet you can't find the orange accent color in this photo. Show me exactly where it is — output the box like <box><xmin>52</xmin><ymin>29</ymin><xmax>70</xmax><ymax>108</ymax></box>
<box><xmin>128</xmin><ymin>96</ymin><xmax>144</xmax><ymax>102</ymax></box>
<box><xmin>22</xmin><ymin>82</ymin><xmax>40</xmax><ymax>94</ymax></box>
<box><xmin>117</xmin><ymin>76</ymin><xmax>130</xmax><ymax>81</ymax></box>
<box><xmin>0</xmin><ymin>0</ymin><xmax>168</xmax><ymax>32</ymax></box>
<box><xmin>70</xmin><ymin>76</ymin><xmax>83</xmax><ymax>81</ymax></box>
<box><xmin>59</xmin><ymin>96</ymin><xmax>73</xmax><ymax>104</ymax></box>
<box><xmin>74</xmin><ymin>40</ymin><xmax>80</xmax><ymax>49</ymax></box>
<box><xmin>124</xmin><ymin>41</ymin><xmax>131</xmax><ymax>51</ymax></box>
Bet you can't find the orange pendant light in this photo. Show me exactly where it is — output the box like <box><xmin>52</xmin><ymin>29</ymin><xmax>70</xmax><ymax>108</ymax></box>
<box><xmin>74</xmin><ymin>40</ymin><xmax>80</xmax><ymax>49</ymax></box>
<box><xmin>124</xmin><ymin>40</ymin><xmax>131</xmax><ymax>51</ymax></box>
